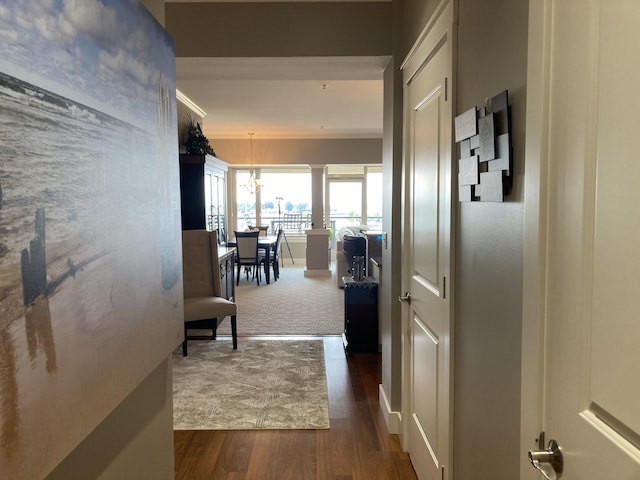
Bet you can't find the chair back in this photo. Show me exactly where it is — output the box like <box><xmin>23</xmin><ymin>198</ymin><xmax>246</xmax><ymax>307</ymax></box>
<box><xmin>182</xmin><ymin>230</ymin><xmax>222</xmax><ymax>298</ymax></box>
<box><xmin>257</xmin><ymin>225</ymin><xmax>269</xmax><ymax>236</ymax></box>
<box><xmin>274</xmin><ymin>228</ymin><xmax>284</xmax><ymax>258</ymax></box>
<box><xmin>234</xmin><ymin>230</ymin><xmax>260</xmax><ymax>263</ymax></box>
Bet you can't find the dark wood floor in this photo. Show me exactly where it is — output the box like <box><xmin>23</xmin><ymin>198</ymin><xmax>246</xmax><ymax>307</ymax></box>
<box><xmin>174</xmin><ymin>336</ymin><xmax>418</xmax><ymax>480</ymax></box>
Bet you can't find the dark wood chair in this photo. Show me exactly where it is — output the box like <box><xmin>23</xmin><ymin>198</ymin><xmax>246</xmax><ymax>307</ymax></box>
<box><xmin>268</xmin><ymin>228</ymin><xmax>284</xmax><ymax>281</ymax></box>
<box><xmin>234</xmin><ymin>230</ymin><xmax>265</xmax><ymax>285</ymax></box>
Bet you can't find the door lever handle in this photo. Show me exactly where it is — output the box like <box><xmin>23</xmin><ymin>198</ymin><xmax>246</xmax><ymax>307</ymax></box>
<box><xmin>398</xmin><ymin>292</ymin><xmax>411</xmax><ymax>304</ymax></box>
<box><xmin>528</xmin><ymin>439</ymin><xmax>563</xmax><ymax>480</ymax></box>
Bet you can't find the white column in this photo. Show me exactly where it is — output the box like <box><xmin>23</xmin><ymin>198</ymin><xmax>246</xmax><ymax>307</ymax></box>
<box><xmin>304</xmin><ymin>229</ymin><xmax>331</xmax><ymax>277</ymax></box>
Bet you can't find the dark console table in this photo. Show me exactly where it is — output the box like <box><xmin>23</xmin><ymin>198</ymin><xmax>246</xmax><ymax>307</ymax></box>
<box><xmin>342</xmin><ymin>277</ymin><xmax>379</xmax><ymax>353</ymax></box>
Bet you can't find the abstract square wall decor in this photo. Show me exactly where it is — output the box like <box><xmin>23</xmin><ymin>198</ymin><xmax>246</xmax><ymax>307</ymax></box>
<box><xmin>0</xmin><ymin>2</ymin><xmax>183</xmax><ymax>478</ymax></box>
<box><xmin>455</xmin><ymin>90</ymin><xmax>513</xmax><ymax>202</ymax></box>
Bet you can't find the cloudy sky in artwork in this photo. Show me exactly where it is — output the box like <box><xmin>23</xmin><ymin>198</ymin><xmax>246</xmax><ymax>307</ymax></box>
<box><xmin>0</xmin><ymin>0</ymin><xmax>175</xmax><ymax>124</ymax></box>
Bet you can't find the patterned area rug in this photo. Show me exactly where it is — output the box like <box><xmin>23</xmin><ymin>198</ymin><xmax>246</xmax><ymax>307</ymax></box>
<box><xmin>215</xmin><ymin>264</ymin><xmax>344</xmax><ymax>336</ymax></box>
<box><xmin>173</xmin><ymin>339</ymin><xmax>330</xmax><ymax>430</ymax></box>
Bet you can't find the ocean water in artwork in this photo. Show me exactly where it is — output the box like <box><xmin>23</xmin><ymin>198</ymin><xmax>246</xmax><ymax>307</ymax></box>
<box><xmin>0</xmin><ymin>70</ymin><xmax>171</xmax><ymax>330</ymax></box>
<box><xmin>0</xmin><ymin>2</ymin><xmax>183</xmax><ymax>477</ymax></box>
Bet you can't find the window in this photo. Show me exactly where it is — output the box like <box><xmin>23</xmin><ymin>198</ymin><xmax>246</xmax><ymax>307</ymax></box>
<box><xmin>234</xmin><ymin>167</ymin><xmax>312</xmax><ymax>234</ymax></box>
<box><xmin>235</xmin><ymin>170</ymin><xmax>255</xmax><ymax>231</ymax></box>
<box><xmin>366</xmin><ymin>168</ymin><xmax>382</xmax><ymax>228</ymax></box>
<box><xmin>325</xmin><ymin>164</ymin><xmax>382</xmax><ymax>234</ymax></box>
<box><xmin>232</xmin><ymin>165</ymin><xmax>381</xmax><ymax>238</ymax></box>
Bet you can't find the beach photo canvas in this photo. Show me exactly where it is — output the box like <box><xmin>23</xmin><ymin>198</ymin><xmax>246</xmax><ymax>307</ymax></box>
<box><xmin>0</xmin><ymin>2</ymin><xmax>182</xmax><ymax>478</ymax></box>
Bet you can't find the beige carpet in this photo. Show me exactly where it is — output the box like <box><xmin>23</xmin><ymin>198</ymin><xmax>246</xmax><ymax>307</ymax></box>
<box><xmin>215</xmin><ymin>264</ymin><xmax>344</xmax><ymax>336</ymax></box>
<box><xmin>173</xmin><ymin>339</ymin><xmax>330</xmax><ymax>430</ymax></box>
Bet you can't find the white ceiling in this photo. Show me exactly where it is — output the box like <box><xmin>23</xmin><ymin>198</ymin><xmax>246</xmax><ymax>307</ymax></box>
<box><xmin>175</xmin><ymin>56</ymin><xmax>388</xmax><ymax>140</ymax></box>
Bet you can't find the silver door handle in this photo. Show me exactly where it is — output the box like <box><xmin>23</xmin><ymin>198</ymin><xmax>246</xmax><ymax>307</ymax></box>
<box><xmin>398</xmin><ymin>292</ymin><xmax>411</xmax><ymax>304</ymax></box>
<box><xmin>528</xmin><ymin>439</ymin><xmax>563</xmax><ymax>480</ymax></box>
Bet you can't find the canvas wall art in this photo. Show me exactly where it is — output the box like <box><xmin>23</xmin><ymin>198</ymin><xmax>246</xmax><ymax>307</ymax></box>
<box><xmin>0</xmin><ymin>1</ymin><xmax>183</xmax><ymax>478</ymax></box>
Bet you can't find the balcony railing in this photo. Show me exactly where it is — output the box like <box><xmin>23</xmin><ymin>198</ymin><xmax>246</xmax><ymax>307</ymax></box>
<box><xmin>237</xmin><ymin>214</ymin><xmax>382</xmax><ymax>242</ymax></box>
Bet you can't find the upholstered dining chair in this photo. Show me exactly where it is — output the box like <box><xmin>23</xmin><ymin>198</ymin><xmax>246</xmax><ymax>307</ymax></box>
<box><xmin>234</xmin><ymin>230</ymin><xmax>265</xmax><ymax>285</ymax></box>
<box><xmin>182</xmin><ymin>230</ymin><xmax>237</xmax><ymax>355</ymax></box>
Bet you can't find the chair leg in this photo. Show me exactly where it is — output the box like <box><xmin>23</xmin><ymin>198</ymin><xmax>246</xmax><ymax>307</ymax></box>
<box><xmin>230</xmin><ymin>315</ymin><xmax>237</xmax><ymax>349</ymax></box>
<box><xmin>236</xmin><ymin>264</ymin><xmax>241</xmax><ymax>286</ymax></box>
<box><xmin>182</xmin><ymin>324</ymin><xmax>188</xmax><ymax>356</ymax></box>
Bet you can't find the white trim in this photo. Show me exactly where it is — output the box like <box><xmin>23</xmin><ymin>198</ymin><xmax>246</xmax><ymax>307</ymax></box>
<box><xmin>176</xmin><ymin>89</ymin><xmax>207</xmax><ymax>118</ymax></box>
<box><xmin>400</xmin><ymin>0</ymin><xmax>453</xmax><ymax>71</ymax></box>
<box><xmin>305</xmin><ymin>229</ymin><xmax>330</xmax><ymax>236</ymax></box>
<box><xmin>520</xmin><ymin>0</ymin><xmax>549</xmax><ymax>478</ymax></box>
<box><xmin>303</xmin><ymin>269</ymin><xmax>331</xmax><ymax>278</ymax></box>
<box><xmin>379</xmin><ymin>384</ymin><xmax>402</xmax><ymax>435</ymax></box>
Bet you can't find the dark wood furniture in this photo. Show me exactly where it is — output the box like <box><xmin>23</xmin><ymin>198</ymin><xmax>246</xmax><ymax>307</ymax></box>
<box><xmin>179</xmin><ymin>153</ymin><xmax>228</xmax><ymax>242</ymax></box>
<box><xmin>218</xmin><ymin>247</ymin><xmax>236</xmax><ymax>301</ymax></box>
<box><xmin>268</xmin><ymin>229</ymin><xmax>284</xmax><ymax>281</ymax></box>
<box><xmin>227</xmin><ymin>235</ymin><xmax>278</xmax><ymax>284</ymax></box>
<box><xmin>232</xmin><ymin>230</ymin><xmax>264</xmax><ymax>285</ymax></box>
<box><xmin>342</xmin><ymin>277</ymin><xmax>379</xmax><ymax>353</ymax></box>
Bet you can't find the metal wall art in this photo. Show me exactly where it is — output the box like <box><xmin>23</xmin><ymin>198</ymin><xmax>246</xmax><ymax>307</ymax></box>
<box><xmin>455</xmin><ymin>90</ymin><xmax>512</xmax><ymax>202</ymax></box>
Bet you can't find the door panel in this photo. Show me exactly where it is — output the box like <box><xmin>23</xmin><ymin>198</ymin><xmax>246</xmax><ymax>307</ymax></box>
<box><xmin>413</xmin><ymin>100</ymin><xmax>440</xmax><ymax>291</ymax></box>
<box><xmin>412</xmin><ymin>313</ymin><xmax>439</xmax><ymax>465</ymax></box>
<box><xmin>525</xmin><ymin>0</ymin><xmax>640</xmax><ymax>477</ymax></box>
<box><xmin>589</xmin><ymin>2</ymin><xmax>640</xmax><ymax>436</ymax></box>
<box><xmin>402</xmin><ymin>4</ymin><xmax>454</xmax><ymax>480</ymax></box>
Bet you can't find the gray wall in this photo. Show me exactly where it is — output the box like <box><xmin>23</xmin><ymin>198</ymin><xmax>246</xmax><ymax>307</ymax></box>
<box><xmin>393</xmin><ymin>0</ymin><xmax>527</xmax><ymax>477</ymax></box>
<box><xmin>453</xmin><ymin>0</ymin><xmax>527</xmax><ymax>478</ymax></box>
<box><xmin>380</xmin><ymin>53</ymin><xmax>404</xmax><ymax>417</ymax></box>
<box><xmin>46</xmin><ymin>361</ymin><xmax>174</xmax><ymax>480</ymax></box>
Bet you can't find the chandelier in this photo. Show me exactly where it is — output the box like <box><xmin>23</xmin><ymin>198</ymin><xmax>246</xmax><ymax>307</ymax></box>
<box><xmin>244</xmin><ymin>132</ymin><xmax>262</xmax><ymax>194</ymax></box>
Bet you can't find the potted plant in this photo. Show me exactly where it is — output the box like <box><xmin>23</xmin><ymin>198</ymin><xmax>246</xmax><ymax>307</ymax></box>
<box><xmin>182</xmin><ymin>113</ymin><xmax>216</xmax><ymax>156</ymax></box>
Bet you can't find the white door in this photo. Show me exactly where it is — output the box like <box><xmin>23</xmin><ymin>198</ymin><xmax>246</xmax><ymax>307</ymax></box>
<box><xmin>522</xmin><ymin>1</ymin><xmax>640</xmax><ymax>478</ymax></box>
<box><xmin>401</xmin><ymin>4</ymin><xmax>454</xmax><ymax>480</ymax></box>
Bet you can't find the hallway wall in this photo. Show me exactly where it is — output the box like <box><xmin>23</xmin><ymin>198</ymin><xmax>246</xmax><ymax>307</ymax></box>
<box><xmin>395</xmin><ymin>0</ymin><xmax>527</xmax><ymax>477</ymax></box>
<box><xmin>453</xmin><ymin>0</ymin><xmax>528</xmax><ymax>478</ymax></box>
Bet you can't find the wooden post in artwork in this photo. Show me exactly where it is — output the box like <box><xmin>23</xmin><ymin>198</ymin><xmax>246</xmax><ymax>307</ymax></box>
<box><xmin>20</xmin><ymin>208</ymin><xmax>47</xmax><ymax>306</ymax></box>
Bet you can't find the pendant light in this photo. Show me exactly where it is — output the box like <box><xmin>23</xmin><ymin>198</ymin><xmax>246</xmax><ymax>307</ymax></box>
<box><xmin>244</xmin><ymin>132</ymin><xmax>261</xmax><ymax>194</ymax></box>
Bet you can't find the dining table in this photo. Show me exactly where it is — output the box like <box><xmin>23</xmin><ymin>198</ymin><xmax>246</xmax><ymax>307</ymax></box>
<box><xmin>226</xmin><ymin>235</ymin><xmax>278</xmax><ymax>284</ymax></box>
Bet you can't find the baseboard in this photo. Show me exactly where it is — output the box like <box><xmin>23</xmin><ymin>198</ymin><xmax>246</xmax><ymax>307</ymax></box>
<box><xmin>379</xmin><ymin>384</ymin><xmax>402</xmax><ymax>435</ymax></box>
<box><xmin>303</xmin><ymin>269</ymin><xmax>332</xmax><ymax>278</ymax></box>
<box><xmin>279</xmin><ymin>258</ymin><xmax>306</xmax><ymax>267</ymax></box>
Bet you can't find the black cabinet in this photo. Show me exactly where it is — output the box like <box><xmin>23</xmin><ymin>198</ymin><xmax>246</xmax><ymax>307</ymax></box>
<box><xmin>218</xmin><ymin>247</ymin><xmax>235</xmax><ymax>302</ymax></box>
<box><xmin>342</xmin><ymin>277</ymin><xmax>379</xmax><ymax>352</ymax></box>
<box><xmin>179</xmin><ymin>154</ymin><xmax>228</xmax><ymax>242</ymax></box>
